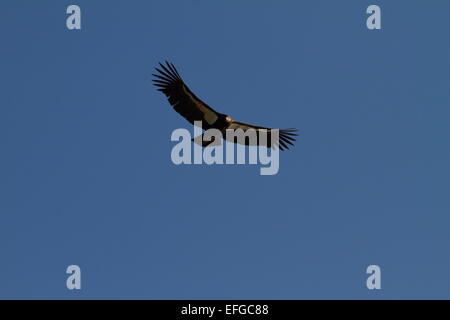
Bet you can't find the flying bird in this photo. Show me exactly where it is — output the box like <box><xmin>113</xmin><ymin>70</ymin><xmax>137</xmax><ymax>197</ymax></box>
<box><xmin>152</xmin><ymin>61</ymin><xmax>298</xmax><ymax>150</ymax></box>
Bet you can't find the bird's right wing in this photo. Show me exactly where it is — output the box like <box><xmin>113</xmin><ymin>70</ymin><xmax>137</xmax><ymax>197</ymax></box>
<box><xmin>153</xmin><ymin>62</ymin><xmax>220</xmax><ymax>126</ymax></box>
<box><xmin>226</xmin><ymin>121</ymin><xmax>298</xmax><ymax>151</ymax></box>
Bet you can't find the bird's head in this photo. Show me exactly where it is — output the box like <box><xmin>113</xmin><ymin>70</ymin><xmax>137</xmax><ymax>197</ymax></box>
<box><xmin>225</xmin><ymin>116</ymin><xmax>233</xmax><ymax>123</ymax></box>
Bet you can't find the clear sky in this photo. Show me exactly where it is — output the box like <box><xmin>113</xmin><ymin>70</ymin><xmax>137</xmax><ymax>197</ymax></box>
<box><xmin>1</xmin><ymin>0</ymin><xmax>449</xmax><ymax>299</ymax></box>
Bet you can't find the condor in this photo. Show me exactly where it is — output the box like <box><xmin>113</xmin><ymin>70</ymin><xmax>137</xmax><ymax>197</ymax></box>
<box><xmin>152</xmin><ymin>61</ymin><xmax>298</xmax><ymax>151</ymax></box>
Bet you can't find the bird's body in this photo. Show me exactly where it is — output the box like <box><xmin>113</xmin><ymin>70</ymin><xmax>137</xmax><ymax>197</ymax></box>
<box><xmin>152</xmin><ymin>61</ymin><xmax>298</xmax><ymax>150</ymax></box>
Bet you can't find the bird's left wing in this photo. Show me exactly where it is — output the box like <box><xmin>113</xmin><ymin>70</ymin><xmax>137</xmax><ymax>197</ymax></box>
<box><xmin>226</xmin><ymin>121</ymin><xmax>298</xmax><ymax>151</ymax></box>
<box><xmin>152</xmin><ymin>62</ymin><xmax>220</xmax><ymax>126</ymax></box>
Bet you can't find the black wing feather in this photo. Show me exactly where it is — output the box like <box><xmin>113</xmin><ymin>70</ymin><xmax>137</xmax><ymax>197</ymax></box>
<box><xmin>227</xmin><ymin>121</ymin><xmax>298</xmax><ymax>151</ymax></box>
<box><xmin>153</xmin><ymin>62</ymin><xmax>220</xmax><ymax>127</ymax></box>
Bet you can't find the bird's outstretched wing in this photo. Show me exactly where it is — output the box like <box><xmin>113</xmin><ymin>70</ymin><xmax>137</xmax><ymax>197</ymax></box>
<box><xmin>226</xmin><ymin>121</ymin><xmax>298</xmax><ymax>151</ymax></box>
<box><xmin>152</xmin><ymin>61</ymin><xmax>220</xmax><ymax>126</ymax></box>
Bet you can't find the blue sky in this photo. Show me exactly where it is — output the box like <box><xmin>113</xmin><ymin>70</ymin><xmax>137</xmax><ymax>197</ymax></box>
<box><xmin>0</xmin><ymin>0</ymin><xmax>449</xmax><ymax>299</ymax></box>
